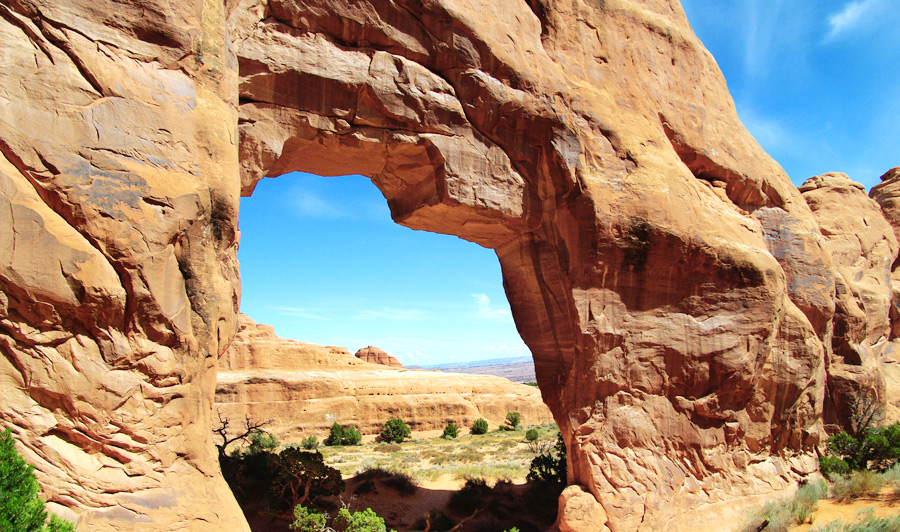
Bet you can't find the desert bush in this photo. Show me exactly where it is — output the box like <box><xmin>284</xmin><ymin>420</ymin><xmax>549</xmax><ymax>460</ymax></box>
<box><xmin>423</xmin><ymin>509</ymin><xmax>455</xmax><ymax>532</ymax></box>
<box><xmin>737</xmin><ymin>479</ymin><xmax>827</xmax><ymax>532</ymax></box>
<box><xmin>525</xmin><ymin>429</ymin><xmax>539</xmax><ymax>442</ymax></box>
<box><xmin>831</xmin><ymin>469</ymin><xmax>885</xmax><ymax>501</ymax></box>
<box><xmin>449</xmin><ymin>477</ymin><xmax>491</xmax><ymax>515</ymax></box>
<box><xmin>824</xmin><ymin>388</ymin><xmax>900</xmax><ymax>473</ymax></box>
<box><xmin>290</xmin><ymin>504</ymin><xmax>327</xmax><ymax>532</ymax></box>
<box><xmin>812</xmin><ymin>509</ymin><xmax>900</xmax><ymax>531</ymax></box>
<box><xmin>271</xmin><ymin>448</ymin><xmax>345</xmax><ymax>508</ymax></box>
<box><xmin>527</xmin><ymin>433</ymin><xmax>567</xmax><ymax>487</ymax></box>
<box><xmin>334</xmin><ymin>507</ymin><xmax>396</xmax><ymax>532</ymax></box>
<box><xmin>820</xmin><ymin>455</ymin><xmax>851</xmax><ymax>480</ymax></box>
<box><xmin>357</xmin><ymin>468</ymin><xmax>418</xmax><ymax>497</ymax></box>
<box><xmin>882</xmin><ymin>462</ymin><xmax>900</xmax><ymax>490</ymax></box>
<box><xmin>472</xmin><ymin>418</ymin><xmax>489</xmax><ymax>435</ymax></box>
<box><xmin>442</xmin><ymin>423</ymin><xmax>459</xmax><ymax>439</ymax></box>
<box><xmin>380</xmin><ymin>419</ymin><xmax>411</xmax><ymax>444</ymax></box>
<box><xmin>504</xmin><ymin>412</ymin><xmax>521</xmax><ymax>431</ymax></box>
<box><xmin>301</xmin><ymin>435</ymin><xmax>319</xmax><ymax>450</ymax></box>
<box><xmin>291</xmin><ymin>504</ymin><xmax>397</xmax><ymax>532</ymax></box>
<box><xmin>0</xmin><ymin>429</ymin><xmax>76</xmax><ymax>532</ymax></box>
<box><xmin>246</xmin><ymin>429</ymin><xmax>280</xmax><ymax>455</ymax></box>
<box><xmin>790</xmin><ymin>480</ymin><xmax>827</xmax><ymax>525</ymax></box>
<box><xmin>325</xmin><ymin>423</ymin><xmax>362</xmax><ymax>446</ymax></box>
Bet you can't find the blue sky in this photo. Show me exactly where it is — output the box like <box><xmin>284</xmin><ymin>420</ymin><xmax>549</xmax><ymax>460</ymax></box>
<box><xmin>238</xmin><ymin>1</ymin><xmax>898</xmax><ymax>365</ymax></box>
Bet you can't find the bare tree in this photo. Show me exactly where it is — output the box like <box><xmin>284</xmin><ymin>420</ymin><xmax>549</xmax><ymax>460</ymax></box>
<box><xmin>213</xmin><ymin>411</ymin><xmax>271</xmax><ymax>458</ymax></box>
<box><xmin>849</xmin><ymin>388</ymin><xmax>883</xmax><ymax>438</ymax></box>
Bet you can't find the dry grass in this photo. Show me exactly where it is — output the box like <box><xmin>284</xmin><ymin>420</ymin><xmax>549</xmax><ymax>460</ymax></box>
<box><xmin>316</xmin><ymin>423</ymin><xmax>558</xmax><ymax>483</ymax></box>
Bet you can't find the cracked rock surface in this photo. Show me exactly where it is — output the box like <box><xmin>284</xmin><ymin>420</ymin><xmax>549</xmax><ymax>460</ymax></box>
<box><xmin>1</xmin><ymin>0</ymin><xmax>898</xmax><ymax>530</ymax></box>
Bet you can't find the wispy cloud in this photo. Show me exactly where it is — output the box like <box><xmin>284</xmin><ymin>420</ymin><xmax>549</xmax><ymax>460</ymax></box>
<box><xmin>353</xmin><ymin>307</ymin><xmax>427</xmax><ymax>321</ymax></box>
<box><xmin>825</xmin><ymin>0</ymin><xmax>881</xmax><ymax>41</ymax></box>
<box><xmin>486</xmin><ymin>344</ymin><xmax>530</xmax><ymax>355</ymax></box>
<box><xmin>472</xmin><ymin>293</ymin><xmax>512</xmax><ymax>322</ymax></box>
<box><xmin>293</xmin><ymin>190</ymin><xmax>346</xmax><ymax>219</ymax></box>
<box><xmin>270</xmin><ymin>306</ymin><xmax>331</xmax><ymax>321</ymax></box>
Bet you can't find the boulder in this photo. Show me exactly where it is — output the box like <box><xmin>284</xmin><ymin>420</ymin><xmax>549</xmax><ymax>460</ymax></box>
<box><xmin>355</xmin><ymin>346</ymin><xmax>404</xmax><ymax>368</ymax></box>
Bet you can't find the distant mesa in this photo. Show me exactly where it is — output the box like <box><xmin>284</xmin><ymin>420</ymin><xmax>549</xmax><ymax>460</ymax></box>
<box><xmin>354</xmin><ymin>345</ymin><xmax>404</xmax><ymax>368</ymax></box>
<box><xmin>215</xmin><ymin>314</ymin><xmax>552</xmax><ymax>441</ymax></box>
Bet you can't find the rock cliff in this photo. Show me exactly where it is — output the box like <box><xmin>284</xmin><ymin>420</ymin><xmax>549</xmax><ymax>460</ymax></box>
<box><xmin>0</xmin><ymin>0</ymin><xmax>897</xmax><ymax>530</ymax></box>
<box><xmin>354</xmin><ymin>345</ymin><xmax>404</xmax><ymax>368</ymax></box>
<box><xmin>215</xmin><ymin>315</ymin><xmax>552</xmax><ymax>439</ymax></box>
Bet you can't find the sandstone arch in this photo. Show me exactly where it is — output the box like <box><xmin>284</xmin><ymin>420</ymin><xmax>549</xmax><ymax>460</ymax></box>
<box><xmin>2</xmin><ymin>0</ymin><xmax>896</xmax><ymax>531</ymax></box>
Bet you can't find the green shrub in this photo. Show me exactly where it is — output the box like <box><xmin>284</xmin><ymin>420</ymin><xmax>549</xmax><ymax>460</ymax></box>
<box><xmin>334</xmin><ymin>507</ymin><xmax>396</xmax><ymax>532</ymax></box>
<box><xmin>825</xmin><ymin>422</ymin><xmax>900</xmax><ymax>473</ymax></box>
<box><xmin>0</xmin><ymin>429</ymin><xmax>76</xmax><ymax>532</ymax></box>
<box><xmin>790</xmin><ymin>480</ymin><xmax>827</xmax><ymax>525</ymax></box>
<box><xmin>442</xmin><ymin>423</ymin><xmax>459</xmax><ymax>440</ymax></box>
<box><xmin>820</xmin><ymin>455</ymin><xmax>851</xmax><ymax>480</ymax></box>
<box><xmin>246</xmin><ymin>429</ymin><xmax>280</xmax><ymax>455</ymax></box>
<box><xmin>271</xmin><ymin>449</ymin><xmax>344</xmax><ymax>508</ymax></box>
<box><xmin>291</xmin><ymin>505</ymin><xmax>397</xmax><ymax>532</ymax></box>
<box><xmin>527</xmin><ymin>433</ymin><xmax>567</xmax><ymax>487</ymax></box>
<box><xmin>301</xmin><ymin>435</ymin><xmax>319</xmax><ymax>450</ymax></box>
<box><xmin>290</xmin><ymin>504</ymin><xmax>327</xmax><ymax>532</ymax></box>
<box><xmin>325</xmin><ymin>423</ymin><xmax>362</xmax><ymax>446</ymax></box>
<box><xmin>525</xmin><ymin>429</ymin><xmax>539</xmax><ymax>442</ymax></box>
<box><xmin>325</xmin><ymin>423</ymin><xmax>345</xmax><ymax>446</ymax></box>
<box><xmin>344</xmin><ymin>426</ymin><xmax>362</xmax><ymax>445</ymax></box>
<box><xmin>472</xmin><ymin>418</ymin><xmax>489</xmax><ymax>435</ymax></box>
<box><xmin>504</xmin><ymin>412</ymin><xmax>521</xmax><ymax>431</ymax></box>
<box><xmin>380</xmin><ymin>419</ymin><xmax>411</xmax><ymax>444</ymax></box>
<box><xmin>448</xmin><ymin>477</ymin><xmax>490</xmax><ymax>515</ymax></box>
<box><xmin>831</xmin><ymin>470</ymin><xmax>885</xmax><ymax>501</ymax></box>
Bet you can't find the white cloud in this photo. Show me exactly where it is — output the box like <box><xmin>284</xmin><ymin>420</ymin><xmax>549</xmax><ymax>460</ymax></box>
<box><xmin>270</xmin><ymin>306</ymin><xmax>331</xmax><ymax>321</ymax></box>
<box><xmin>293</xmin><ymin>190</ymin><xmax>345</xmax><ymax>219</ymax></box>
<box><xmin>353</xmin><ymin>307</ymin><xmax>427</xmax><ymax>321</ymax></box>
<box><xmin>472</xmin><ymin>293</ymin><xmax>512</xmax><ymax>322</ymax></box>
<box><xmin>825</xmin><ymin>0</ymin><xmax>881</xmax><ymax>41</ymax></box>
<box><xmin>486</xmin><ymin>344</ymin><xmax>530</xmax><ymax>355</ymax></box>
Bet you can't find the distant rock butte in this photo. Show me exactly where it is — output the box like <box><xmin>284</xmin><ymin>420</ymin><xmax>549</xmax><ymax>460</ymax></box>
<box><xmin>354</xmin><ymin>345</ymin><xmax>404</xmax><ymax>368</ymax></box>
<box><xmin>216</xmin><ymin>315</ymin><xmax>551</xmax><ymax>439</ymax></box>
<box><xmin>2</xmin><ymin>0</ymin><xmax>900</xmax><ymax>528</ymax></box>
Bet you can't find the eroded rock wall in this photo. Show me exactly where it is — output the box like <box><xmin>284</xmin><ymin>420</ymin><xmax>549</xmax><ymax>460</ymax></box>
<box><xmin>215</xmin><ymin>315</ymin><xmax>552</xmax><ymax>439</ymax></box>
<box><xmin>230</xmin><ymin>1</ymin><xmax>835</xmax><ymax>530</ymax></box>
<box><xmin>0</xmin><ymin>0</ymin><xmax>246</xmax><ymax>529</ymax></box>
<box><xmin>0</xmin><ymin>0</ymin><xmax>897</xmax><ymax>530</ymax></box>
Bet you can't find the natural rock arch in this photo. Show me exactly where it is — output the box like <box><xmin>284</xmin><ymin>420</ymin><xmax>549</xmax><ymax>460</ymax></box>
<box><xmin>2</xmin><ymin>0</ymin><xmax>895</xmax><ymax>531</ymax></box>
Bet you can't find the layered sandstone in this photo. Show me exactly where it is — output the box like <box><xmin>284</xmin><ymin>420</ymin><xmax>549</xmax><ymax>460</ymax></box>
<box><xmin>215</xmin><ymin>315</ymin><xmax>552</xmax><ymax>439</ymax></box>
<box><xmin>355</xmin><ymin>345</ymin><xmax>404</xmax><ymax>368</ymax></box>
<box><xmin>0</xmin><ymin>0</ymin><xmax>897</xmax><ymax>531</ymax></box>
<box><xmin>869</xmin><ymin>167</ymin><xmax>900</xmax><ymax>420</ymax></box>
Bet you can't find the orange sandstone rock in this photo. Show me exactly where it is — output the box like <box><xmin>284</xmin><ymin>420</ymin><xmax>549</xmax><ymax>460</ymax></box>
<box><xmin>355</xmin><ymin>345</ymin><xmax>404</xmax><ymax>368</ymax></box>
<box><xmin>216</xmin><ymin>315</ymin><xmax>551</xmax><ymax>439</ymax></box>
<box><xmin>0</xmin><ymin>0</ymin><xmax>897</xmax><ymax>530</ymax></box>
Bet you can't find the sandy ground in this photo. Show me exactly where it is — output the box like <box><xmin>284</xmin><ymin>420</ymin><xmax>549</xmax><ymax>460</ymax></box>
<box><xmin>790</xmin><ymin>497</ymin><xmax>900</xmax><ymax>531</ymax></box>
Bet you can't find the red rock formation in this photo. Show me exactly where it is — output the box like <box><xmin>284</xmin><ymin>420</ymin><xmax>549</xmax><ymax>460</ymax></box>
<box><xmin>354</xmin><ymin>346</ymin><xmax>404</xmax><ymax>368</ymax></box>
<box><xmin>216</xmin><ymin>315</ymin><xmax>551</xmax><ymax>439</ymax></box>
<box><xmin>869</xmin><ymin>167</ymin><xmax>900</xmax><ymax>420</ymax></box>
<box><xmin>0</xmin><ymin>0</ymin><xmax>896</xmax><ymax>530</ymax></box>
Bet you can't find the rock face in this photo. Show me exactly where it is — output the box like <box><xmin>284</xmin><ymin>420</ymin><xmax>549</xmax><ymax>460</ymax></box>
<box><xmin>216</xmin><ymin>315</ymin><xmax>552</xmax><ymax>439</ymax></box>
<box><xmin>0</xmin><ymin>0</ymin><xmax>897</xmax><ymax>530</ymax></box>
<box><xmin>354</xmin><ymin>345</ymin><xmax>404</xmax><ymax>368</ymax></box>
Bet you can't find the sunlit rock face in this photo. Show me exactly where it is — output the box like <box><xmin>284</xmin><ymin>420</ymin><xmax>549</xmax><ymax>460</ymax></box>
<box><xmin>215</xmin><ymin>314</ymin><xmax>553</xmax><ymax>439</ymax></box>
<box><xmin>0</xmin><ymin>0</ymin><xmax>896</xmax><ymax>531</ymax></box>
